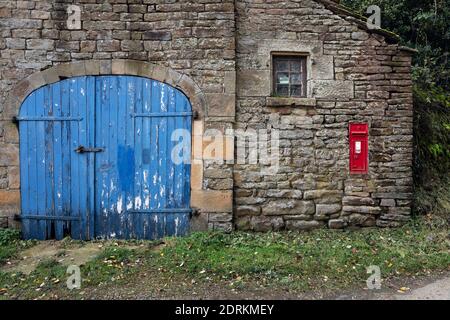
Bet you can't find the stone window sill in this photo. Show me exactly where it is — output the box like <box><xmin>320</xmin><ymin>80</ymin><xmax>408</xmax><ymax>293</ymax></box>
<box><xmin>266</xmin><ymin>97</ymin><xmax>316</xmax><ymax>107</ymax></box>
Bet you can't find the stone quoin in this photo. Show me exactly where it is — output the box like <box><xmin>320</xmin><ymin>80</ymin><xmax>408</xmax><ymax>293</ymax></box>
<box><xmin>0</xmin><ymin>0</ymin><xmax>414</xmax><ymax>236</ymax></box>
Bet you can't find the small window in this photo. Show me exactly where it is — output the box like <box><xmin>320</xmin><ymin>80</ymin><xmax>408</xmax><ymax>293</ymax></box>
<box><xmin>273</xmin><ymin>55</ymin><xmax>307</xmax><ymax>97</ymax></box>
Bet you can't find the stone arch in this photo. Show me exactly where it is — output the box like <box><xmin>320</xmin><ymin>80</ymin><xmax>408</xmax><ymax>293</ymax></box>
<box><xmin>7</xmin><ymin>60</ymin><xmax>207</xmax><ymax>119</ymax></box>
<box><xmin>4</xmin><ymin>60</ymin><xmax>217</xmax><ymax>232</ymax></box>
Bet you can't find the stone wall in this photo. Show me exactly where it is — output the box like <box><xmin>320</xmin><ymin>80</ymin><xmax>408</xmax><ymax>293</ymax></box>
<box><xmin>0</xmin><ymin>0</ymin><xmax>236</xmax><ymax>231</ymax></box>
<box><xmin>0</xmin><ymin>0</ymin><xmax>414</xmax><ymax>233</ymax></box>
<box><xmin>234</xmin><ymin>0</ymin><xmax>414</xmax><ymax>231</ymax></box>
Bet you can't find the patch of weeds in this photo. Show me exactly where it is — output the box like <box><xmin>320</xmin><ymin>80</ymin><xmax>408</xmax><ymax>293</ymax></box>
<box><xmin>0</xmin><ymin>229</ymin><xmax>35</xmax><ymax>265</ymax></box>
<box><xmin>0</xmin><ymin>229</ymin><xmax>20</xmax><ymax>245</ymax></box>
<box><xmin>0</xmin><ymin>259</ymin><xmax>67</xmax><ymax>299</ymax></box>
<box><xmin>81</xmin><ymin>246</ymin><xmax>143</xmax><ymax>287</ymax></box>
<box><xmin>55</xmin><ymin>250</ymin><xmax>67</xmax><ymax>258</ymax></box>
<box><xmin>60</xmin><ymin>237</ymin><xmax>85</xmax><ymax>249</ymax></box>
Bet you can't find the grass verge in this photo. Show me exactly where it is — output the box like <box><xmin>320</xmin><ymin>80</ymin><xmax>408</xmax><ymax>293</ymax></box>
<box><xmin>0</xmin><ymin>218</ymin><xmax>449</xmax><ymax>299</ymax></box>
<box><xmin>154</xmin><ymin>218</ymin><xmax>450</xmax><ymax>290</ymax></box>
<box><xmin>0</xmin><ymin>229</ymin><xmax>35</xmax><ymax>265</ymax></box>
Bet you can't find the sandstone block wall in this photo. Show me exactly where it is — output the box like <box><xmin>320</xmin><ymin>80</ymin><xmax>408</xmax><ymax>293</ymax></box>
<box><xmin>0</xmin><ymin>0</ymin><xmax>414</xmax><ymax>233</ymax></box>
<box><xmin>234</xmin><ymin>0</ymin><xmax>414</xmax><ymax>231</ymax></box>
<box><xmin>0</xmin><ymin>0</ymin><xmax>236</xmax><ymax>231</ymax></box>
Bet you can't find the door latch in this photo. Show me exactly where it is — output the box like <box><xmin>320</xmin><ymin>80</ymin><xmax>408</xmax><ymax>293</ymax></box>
<box><xmin>75</xmin><ymin>145</ymin><xmax>104</xmax><ymax>153</ymax></box>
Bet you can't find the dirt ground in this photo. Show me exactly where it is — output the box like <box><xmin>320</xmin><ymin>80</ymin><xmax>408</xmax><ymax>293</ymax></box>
<box><xmin>2</xmin><ymin>240</ymin><xmax>142</xmax><ymax>275</ymax></box>
<box><xmin>1</xmin><ymin>241</ymin><xmax>449</xmax><ymax>300</ymax></box>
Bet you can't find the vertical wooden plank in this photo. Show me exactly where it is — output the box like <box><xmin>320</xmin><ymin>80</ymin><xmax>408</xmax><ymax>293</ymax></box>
<box><xmin>19</xmin><ymin>97</ymin><xmax>30</xmax><ymax>239</ymax></box>
<box><xmin>95</xmin><ymin>76</ymin><xmax>107</xmax><ymax>238</ymax></box>
<box><xmin>134</xmin><ymin>77</ymin><xmax>144</xmax><ymax>238</ymax></box>
<box><xmin>160</xmin><ymin>84</ymin><xmax>171</xmax><ymax>237</ymax></box>
<box><xmin>87</xmin><ymin>76</ymin><xmax>96</xmax><ymax>240</ymax></box>
<box><xmin>61</xmin><ymin>79</ymin><xmax>72</xmax><ymax>238</ymax></box>
<box><xmin>176</xmin><ymin>90</ymin><xmax>191</xmax><ymax>236</ymax></box>
<box><xmin>52</xmin><ymin>81</ymin><xmax>64</xmax><ymax>239</ymax></box>
<box><xmin>124</xmin><ymin>76</ymin><xmax>135</xmax><ymax>239</ymax></box>
<box><xmin>35</xmin><ymin>85</ymin><xmax>47</xmax><ymax>239</ymax></box>
<box><xmin>148</xmin><ymin>79</ymin><xmax>157</xmax><ymax>239</ymax></box>
<box><xmin>141</xmin><ymin>77</ymin><xmax>151</xmax><ymax>239</ymax></box>
<box><xmin>151</xmin><ymin>80</ymin><xmax>165</xmax><ymax>239</ymax></box>
<box><xmin>166</xmin><ymin>86</ymin><xmax>176</xmax><ymax>236</ymax></box>
<box><xmin>27</xmin><ymin>90</ymin><xmax>39</xmax><ymax>238</ymax></box>
<box><xmin>44</xmin><ymin>85</ymin><xmax>54</xmax><ymax>239</ymax></box>
<box><xmin>109</xmin><ymin>76</ymin><xmax>119</xmax><ymax>238</ymax></box>
<box><xmin>116</xmin><ymin>76</ymin><xmax>128</xmax><ymax>238</ymax></box>
<box><xmin>69</xmin><ymin>78</ymin><xmax>80</xmax><ymax>238</ymax></box>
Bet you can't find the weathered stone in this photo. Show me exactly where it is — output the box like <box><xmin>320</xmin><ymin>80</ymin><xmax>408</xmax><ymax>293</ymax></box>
<box><xmin>285</xmin><ymin>220</ymin><xmax>323</xmax><ymax>231</ymax></box>
<box><xmin>343</xmin><ymin>206</ymin><xmax>382</xmax><ymax>215</ymax></box>
<box><xmin>348</xmin><ymin>214</ymin><xmax>376</xmax><ymax>227</ymax></box>
<box><xmin>235</xmin><ymin>216</ymin><xmax>251</xmax><ymax>230</ymax></box>
<box><xmin>262</xmin><ymin>200</ymin><xmax>315</xmax><ymax>215</ymax></box>
<box><xmin>311</xmin><ymin>55</ymin><xmax>334</xmax><ymax>80</ymax></box>
<box><xmin>251</xmin><ymin>216</ymin><xmax>284</xmax><ymax>232</ymax></box>
<box><xmin>351</xmin><ymin>32</ymin><xmax>369</xmax><ymax>41</ymax></box>
<box><xmin>237</xmin><ymin>70</ymin><xmax>271</xmax><ymax>96</ymax></box>
<box><xmin>0</xmin><ymin>0</ymin><xmax>413</xmax><ymax>234</ymax></box>
<box><xmin>343</xmin><ymin>196</ymin><xmax>375</xmax><ymax>206</ymax></box>
<box><xmin>311</xmin><ymin>80</ymin><xmax>354</xmax><ymax>99</ymax></box>
<box><xmin>121</xmin><ymin>40</ymin><xmax>143</xmax><ymax>52</ymax></box>
<box><xmin>380</xmin><ymin>199</ymin><xmax>396</xmax><ymax>207</ymax></box>
<box><xmin>143</xmin><ymin>31</ymin><xmax>172</xmax><ymax>41</ymax></box>
<box><xmin>266</xmin><ymin>97</ymin><xmax>317</xmax><ymax>107</ymax></box>
<box><xmin>190</xmin><ymin>213</ymin><xmax>208</xmax><ymax>232</ymax></box>
<box><xmin>206</xmin><ymin>93</ymin><xmax>235</xmax><ymax>117</ymax></box>
<box><xmin>316</xmin><ymin>204</ymin><xmax>341</xmax><ymax>215</ymax></box>
<box><xmin>303</xmin><ymin>190</ymin><xmax>342</xmax><ymax>203</ymax></box>
<box><xmin>8</xmin><ymin>166</ymin><xmax>20</xmax><ymax>189</ymax></box>
<box><xmin>26</xmin><ymin>39</ymin><xmax>54</xmax><ymax>50</ymax></box>
<box><xmin>191</xmin><ymin>190</ymin><xmax>232</xmax><ymax>213</ymax></box>
<box><xmin>224</xmin><ymin>71</ymin><xmax>236</xmax><ymax>94</ymax></box>
<box><xmin>0</xmin><ymin>144</ymin><xmax>19</xmax><ymax>166</ymax></box>
<box><xmin>6</xmin><ymin>38</ymin><xmax>25</xmax><ymax>49</ymax></box>
<box><xmin>209</xmin><ymin>212</ymin><xmax>233</xmax><ymax>223</ymax></box>
<box><xmin>328</xmin><ymin>219</ymin><xmax>347</xmax><ymax>229</ymax></box>
<box><xmin>0</xmin><ymin>190</ymin><xmax>20</xmax><ymax>206</ymax></box>
<box><xmin>236</xmin><ymin>205</ymin><xmax>260</xmax><ymax>216</ymax></box>
<box><xmin>97</xmin><ymin>40</ymin><xmax>121</xmax><ymax>52</ymax></box>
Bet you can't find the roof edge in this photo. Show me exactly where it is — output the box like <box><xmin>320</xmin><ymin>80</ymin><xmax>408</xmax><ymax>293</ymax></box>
<box><xmin>398</xmin><ymin>46</ymin><xmax>418</xmax><ymax>54</ymax></box>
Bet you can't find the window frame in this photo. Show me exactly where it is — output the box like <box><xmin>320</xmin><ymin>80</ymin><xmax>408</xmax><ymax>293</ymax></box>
<box><xmin>272</xmin><ymin>53</ymin><xmax>308</xmax><ymax>98</ymax></box>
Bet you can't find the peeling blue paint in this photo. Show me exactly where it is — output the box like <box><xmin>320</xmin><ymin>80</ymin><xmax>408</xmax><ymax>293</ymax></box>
<box><xmin>19</xmin><ymin>76</ymin><xmax>192</xmax><ymax>240</ymax></box>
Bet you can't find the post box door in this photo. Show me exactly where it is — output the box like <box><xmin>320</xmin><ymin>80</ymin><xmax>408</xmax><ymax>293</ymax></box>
<box><xmin>349</xmin><ymin>123</ymin><xmax>368</xmax><ymax>174</ymax></box>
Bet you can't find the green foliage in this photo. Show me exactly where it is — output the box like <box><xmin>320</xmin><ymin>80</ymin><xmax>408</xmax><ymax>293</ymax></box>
<box><xmin>0</xmin><ymin>229</ymin><xmax>20</xmax><ymax>246</ymax></box>
<box><xmin>341</xmin><ymin>0</ymin><xmax>450</xmax><ymax>88</ymax></box>
<box><xmin>0</xmin><ymin>229</ymin><xmax>22</xmax><ymax>265</ymax></box>
<box><xmin>0</xmin><ymin>229</ymin><xmax>35</xmax><ymax>265</ymax></box>
<box><xmin>81</xmin><ymin>246</ymin><xmax>141</xmax><ymax>286</ymax></box>
<box><xmin>1</xmin><ymin>221</ymin><xmax>449</xmax><ymax>297</ymax></box>
<box><xmin>413</xmin><ymin>84</ymin><xmax>450</xmax><ymax>171</ymax></box>
<box><xmin>153</xmin><ymin>222</ymin><xmax>450</xmax><ymax>290</ymax></box>
<box><xmin>413</xmin><ymin>83</ymin><xmax>450</xmax><ymax>215</ymax></box>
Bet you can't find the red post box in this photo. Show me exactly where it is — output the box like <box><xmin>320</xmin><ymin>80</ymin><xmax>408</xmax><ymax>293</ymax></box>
<box><xmin>349</xmin><ymin>123</ymin><xmax>369</xmax><ymax>174</ymax></box>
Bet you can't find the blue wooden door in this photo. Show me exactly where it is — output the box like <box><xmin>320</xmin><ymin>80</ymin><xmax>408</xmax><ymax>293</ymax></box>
<box><xmin>19</xmin><ymin>76</ymin><xmax>192</xmax><ymax>240</ymax></box>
